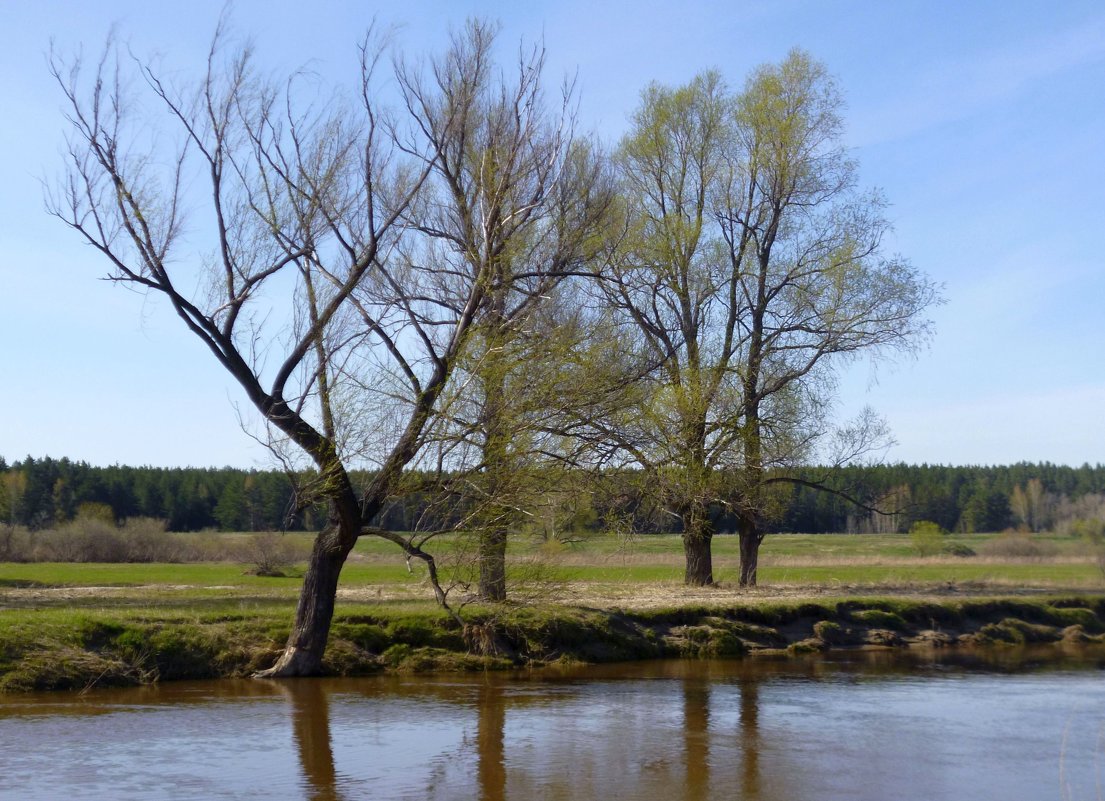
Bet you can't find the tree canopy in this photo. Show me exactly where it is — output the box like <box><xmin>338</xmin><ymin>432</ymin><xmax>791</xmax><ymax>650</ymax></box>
<box><xmin>593</xmin><ymin>51</ymin><xmax>939</xmax><ymax>585</ymax></box>
<box><xmin>47</xmin><ymin>21</ymin><xmax>946</xmax><ymax>673</ymax></box>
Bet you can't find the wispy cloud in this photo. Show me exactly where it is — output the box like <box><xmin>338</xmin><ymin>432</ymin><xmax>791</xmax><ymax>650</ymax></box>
<box><xmin>850</xmin><ymin>14</ymin><xmax>1105</xmax><ymax>147</ymax></box>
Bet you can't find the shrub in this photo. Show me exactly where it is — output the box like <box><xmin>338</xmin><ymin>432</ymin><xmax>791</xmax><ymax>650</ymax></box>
<box><xmin>24</xmin><ymin>518</ymin><xmax>213</xmax><ymax>563</ymax></box>
<box><xmin>118</xmin><ymin>518</ymin><xmax>178</xmax><ymax>562</ymax></box>
<box><xmin>909</xmin><ymin>521</ymin><xmax>945</xmax><ymax>557</ymax></box>
<box><xmin>75</xmin><ymin>502</ymin><xmax>116</xmax><ymax>525</ymax></box>
<box><xmin>1067</xmin><ymin>518</ymin><xmax>1105</xmax><ymax>544</ymax></box>
<box><xmin>0</xmin><ymin>525</ymin><xmax>32</xmax><ymax>562</ymax></box>
<box><xmin>34</xmin><ymin>519</ymin><xmax>124</xmax><ymax>562</ymax></box>
<box><xmin>240</xmin><ymin>532</ymin><xmax>302</xmax><ymax>577</ymax></box>
<box><xmin>941</xmin><ymin>542</ymin><xmax>976</xmax><ymax>558</ymax></box>
<box><xmin>977</xmin><ymin>533</ymin><xmax>1059</xmax><ymax>560</ymax></box>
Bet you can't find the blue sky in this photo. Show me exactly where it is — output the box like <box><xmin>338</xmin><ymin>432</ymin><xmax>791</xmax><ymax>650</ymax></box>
<box><xmin>1</xmin><ymin>0</ymin><xmax>1103</xmax><ymax>468</ymax></box>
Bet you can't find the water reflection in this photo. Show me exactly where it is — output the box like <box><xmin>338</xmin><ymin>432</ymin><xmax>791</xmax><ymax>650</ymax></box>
<box><xmin>274</xmin><ymin>650</ymin><xmax>1105</xmax><ymax>801</ymax></box>
<box><xmin>682</xmin><ymin>675</ymin><xmax>710</xmax><ymax>800</ymax></box>
<box><xmin>283</xmin><ymin>680</ymin><xmax>341</xmax><ymax>801</ymax></box>
<box><xmin>740</xmin><ymin>677</ymin><xmax>762</xmax><ymax>799</ymax></box>
<box><xmin>2</xmin><ymin>647</ymin><xmax>1104</xmax><ymax>801</ymax></box>
<box><xmin>476</xmin><ymin>683</ymin><xmax>506</xmax><ymax>801</ymax></box>
<box><xmin>274</xmin><ymin>666</ymin><xmax>775</xmax><ymax>800</ymax></box>
<box><xmin>679</xmin><ymin>666</ymin><xmax>773</xmax><ymax>799</ymax></box>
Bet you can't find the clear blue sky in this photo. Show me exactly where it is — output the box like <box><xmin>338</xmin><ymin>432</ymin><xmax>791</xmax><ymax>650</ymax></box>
<box><xmin>2</xmin><ymin>1</ymin><xmax>1103</xmax><ymax>468</ymax></box>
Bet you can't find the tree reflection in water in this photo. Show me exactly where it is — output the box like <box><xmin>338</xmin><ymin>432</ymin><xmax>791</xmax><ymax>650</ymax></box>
<box><xmin>740</xmin><ymin>677</ymin><xmax>761</xmax><ymax>799</ymax></box>
<box><xmin>476</xmin><ymin>682</ymin><xmax>506</xmax><ymax>801</ymax></box>
<box><xmin>682</xmin><ymin>675</ymin><xmax>710</xmax><ymax>798</ymax></box>
<box><xmin>279</xmin><ymin>670</ymin><xmax>769</xmax><ymax>800</ymax></box>
<box><xmin>282</xmin><ymin>676</ymin><xmax>512</xmax><ymax>801</ymax></box>
<box><xmin>257</xmin><ymin>650</ymin><xmax>1105</xmax><ymax>801</ymax></box>
<box><xmin>682</xmin><ymin>666</ymin><xmax>764</xmax><ymax>800</ymax></box>
<box><xmin>284</xmin><ymin>680</ymin><xmax>343</xmax><ymax>801</ymax></box>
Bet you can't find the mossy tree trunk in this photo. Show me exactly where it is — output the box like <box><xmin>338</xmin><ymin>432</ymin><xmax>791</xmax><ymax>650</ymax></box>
<box><xmin>478</xmin><ymin>524</ymin><xmax>509</xmax><ymax>602</ymax></box>
<box><xmin>477</xmin><ymin>288</ymin><xmax>512</xmax><ymax>603</ymax></box>
<box><xmin>682</xmin><ymin>497</ymin><xmax>715</xmax><ymax>586</ymax></box>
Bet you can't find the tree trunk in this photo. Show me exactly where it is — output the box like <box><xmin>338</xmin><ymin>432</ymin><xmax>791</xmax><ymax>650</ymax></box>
<box><xmin>683</xmin><ymin>505</ymin><xmax>714</xmax><ymax>586</ymax></box>
<box><xmin>738</xmin><ymin>515</ymin><xmax>761</xmax><ymax>588</ymax></box>
<box><xmin>479</xmin><ymin>526</ymin><xmax>508</xmax><ymax>601</ymax></box>
<box><xmin>476</xmin><ymin>293</ymin><xmax>512</xmax><ymax>604</ymax></box>
<box><xmin>256</xmin><ymin>530</ymin><xmax>352</xmax><ymax>677</ymax></box>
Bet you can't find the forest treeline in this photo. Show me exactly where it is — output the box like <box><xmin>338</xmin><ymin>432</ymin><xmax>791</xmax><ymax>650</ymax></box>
<box><xmin>3</xmin><ymin>455</ymin><xmax>1103</xmax><ymax>536</ymax></box>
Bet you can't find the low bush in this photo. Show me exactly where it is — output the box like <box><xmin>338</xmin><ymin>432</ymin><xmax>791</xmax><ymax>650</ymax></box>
<box><xmin>0</xmin><ymin>526</ymin><xmax>32</xmax><ymax>562</ymax></box>
<box><xmin>1061</xmin><ymin>518</ymin><xmax>1105</xmax><ymax>543</ymax></box>
<box><xmin>977</xmin><ymin>533</ymin><xmax>1059</xmax><ymax>560</ymax></box>
<box><xmin>941</xmin><ymin>542</ymin><xmax>976</xmax><ymax>558</ymax></box>
<box><xmin>0</xmin><ymin>519</ymin><xmax>311</xmax><ymax>566</ymax></box>
<box><xmin>909</xmin><ymin>521</ymin><xmax>945</xmax><ymax>557</ymax></box>
<box><xmin>238</xmin><ymin>532</ymin><xmax>305</xmax><ymax>577</ymax></box>
<box><xmin>28</xmin><ymin>518</ymin><xmax>219</xmax><ymax>563</ymax></box>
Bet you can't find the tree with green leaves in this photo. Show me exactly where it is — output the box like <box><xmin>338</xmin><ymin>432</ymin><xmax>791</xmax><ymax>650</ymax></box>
<box><xmin>603</xmin><ymin>51</ymin><xmax>938</xmax><ymax>586</ymax></box>
<box><xmin>597</xmin><ymin>70</ymin><xmax>733</xmax><ymax>585</ymax></box>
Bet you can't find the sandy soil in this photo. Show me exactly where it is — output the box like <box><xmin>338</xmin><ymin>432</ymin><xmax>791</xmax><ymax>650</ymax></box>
<box><xmin>1</xmin><ymin>579</ymin><xmax>1093</xmax><ymax>611</ymax></box>
<box><xmin>334</xmin><ymin>579</ymin><xmax>1081</xmax><ymax>610</ymax></box>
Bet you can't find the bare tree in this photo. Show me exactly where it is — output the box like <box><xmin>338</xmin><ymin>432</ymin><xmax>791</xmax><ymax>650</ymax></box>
<box><xmin>393</xmin><ymin>21</ymin><xmax>612</xmax><ymax>601</ymax></box>
<box><xmin>48</xmin><ymin>20</ymin><xmax>600</xmax><ymax>673</ymax></box>
<box><xmin>1010</xmin><ymin>478</ymin><xmax>1053</xmax><ymax>532</ymax></box>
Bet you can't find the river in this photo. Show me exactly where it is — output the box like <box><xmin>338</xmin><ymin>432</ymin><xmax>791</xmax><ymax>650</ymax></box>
<box><xmin>1</xmin><ymin>648</ymin><xmax>1103</xmax><ymax>800</ymax></box>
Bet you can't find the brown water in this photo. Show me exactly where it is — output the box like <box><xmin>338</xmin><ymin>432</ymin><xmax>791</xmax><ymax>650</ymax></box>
<box><xmin>1</xmin><ymin>649</ymin><xmax>1104</xmax><ymax>800</ymax></box>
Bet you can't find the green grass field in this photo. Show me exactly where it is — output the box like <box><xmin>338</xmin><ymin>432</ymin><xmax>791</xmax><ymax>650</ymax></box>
<box><xmin>1</xmin><ymin>530</ymin><xmax>1101</xmax><ymax>598</ymax></box>
<box><xmin>2</xmin><ymin>530</ymin><xmax>1104</xmax><ymax>691</ymax></box>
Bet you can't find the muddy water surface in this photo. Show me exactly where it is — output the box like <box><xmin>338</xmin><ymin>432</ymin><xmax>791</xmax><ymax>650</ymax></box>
<box><xmin>1</xmin><ymin>648</ymin><xmax>1104</xmax><ymax>800</ymax></box>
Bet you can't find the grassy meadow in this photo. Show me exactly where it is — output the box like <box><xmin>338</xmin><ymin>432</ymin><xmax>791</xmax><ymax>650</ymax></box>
<box><xmin>3</xmin><ymin>529</ymin><xmax>1104</xmax><ymax>691</ymax></box>
<box><xmin>2</xmin><ymin>529</ymin><xmax>1102</xmax><ymax>597</ymax></box>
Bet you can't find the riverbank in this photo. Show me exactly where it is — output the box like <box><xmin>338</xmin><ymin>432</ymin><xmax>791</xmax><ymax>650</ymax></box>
<box><xmin>3</xmin><ymin>593</ymin><xmax>1104</xmax><ymax>692</ymax></box>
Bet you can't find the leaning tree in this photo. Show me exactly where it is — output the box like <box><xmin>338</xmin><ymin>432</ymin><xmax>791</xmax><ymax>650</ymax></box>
<box><xmin>49</xmin><ymin>20</ymin><xmax>600</xmax><ymax>674</ymax></box>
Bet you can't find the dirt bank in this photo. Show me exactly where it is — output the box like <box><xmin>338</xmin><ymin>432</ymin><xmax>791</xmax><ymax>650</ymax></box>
<box><xmin>2</xmin><ymin>594</ymin><xmax>1105</xmax><ymax>693</ymax></box>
